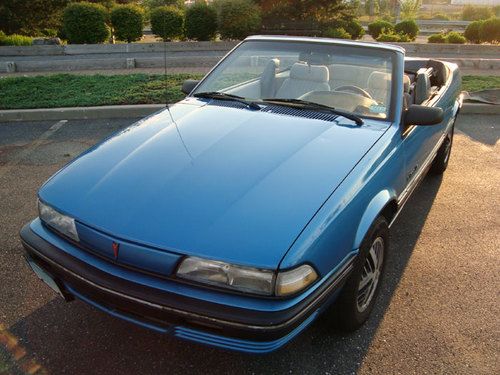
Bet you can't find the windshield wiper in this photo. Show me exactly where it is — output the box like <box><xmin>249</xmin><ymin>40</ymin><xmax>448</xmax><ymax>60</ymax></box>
<box><xmin>262</xmin><ymin>98</ymin><xmax>364</xmax><ymax>126</ymax></box>
<box><xmin>193</xmin><ymin>92</ymin><xmax>261</xmax><ymax>110</ymax></box>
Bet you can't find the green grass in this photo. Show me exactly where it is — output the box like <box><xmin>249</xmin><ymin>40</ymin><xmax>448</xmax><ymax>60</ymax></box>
<box><xmin>0</xmin><ymin>73</ymin><xmax>203</xmax><ymax>110</ymax></box>
<box><xmin>0</xmin><ymin>73</ymin><xmax>498</xmax><ymax>110</ymax></box>
<box><xmin>462</xmin><ymin>75</ymin><xmax>500</xmax><ymax>92</ymax></box>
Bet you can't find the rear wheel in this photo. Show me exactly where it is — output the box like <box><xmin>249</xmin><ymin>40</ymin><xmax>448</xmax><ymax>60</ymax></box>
<box><xmin>334</xmin><ymin>217</ymin><xmax>388</xmax><ymax>331</ymax></box>
<box><xmin>430</xmin><ymin>123</ymin><xmax>455</xmax><ymax>175</ymax></box>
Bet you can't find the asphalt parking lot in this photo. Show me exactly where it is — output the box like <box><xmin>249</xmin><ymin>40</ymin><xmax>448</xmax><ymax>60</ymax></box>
<box><xmin>0</xmin><ymin>114</ymin><xmax>498</xmax><ymax>374</ymax></box>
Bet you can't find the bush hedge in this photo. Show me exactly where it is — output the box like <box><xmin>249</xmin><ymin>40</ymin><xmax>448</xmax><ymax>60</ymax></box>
<box><xmin>479</xmin><ymin>17</ymin><xmax>500</xmax><ymax>43</ymax></box>
<box><xmin>217</xmin><ymin>0</ymin><xmax>261</xmax><ymax>40</ymax></box>
<box><xmin>63</xmin><ymin>2</ymin><xmax>110</xmax><ymax>44</ymax></box>
<box><xmin>446</xmin><ymin>31</ymin><xmax>466</xmax><ymax>44</ymax></box>
<box><xmin>368</xmin><ymin>20</ymin><xmax>394</xmax><ymax>39</ymax></box>
<box><xmin>150</xmin><ymin>6</ymin><xmax>184</xmax><ymax>41</ymax></box>
<box><xmin>427</xmin><ymin>32</ymin><xmax>466</xmax><ymax>44</ymax></box>
<box><xmin>427</xmin><ymin>33</ymin><xmax>447</xmax><ymax>43</ymax></box>
<box><xmin>464</xmin><ymin>20</ymin><xmax>483</xmax><ymax>43</ymax></box>
<box><xmin>324</xmin><ymin>27</ymin><xmax>351</xmax><ymax>40</ymax></box>
<box><xmin>0</xmin><ymin>31</ymin><xmax>33</xmax><ymax>46</ymax></box>
<box><xmin>185</xmin><ymin>3</ymin><xmax>217</xmax><ymax>41</ymax></box>
<box><xmin>395</xmin><ymin>19</ymin><xmax>419</xmax><ymax>41</ymax></box>
<box><xmin>111</xmin><ymin>4</ymin><xmax>145</xmax><ymax>43</ymax></box>
<box><xmin>376</xmin><ymin>30</ymin><xmax>402</xmax><ymax>42</ymax></box>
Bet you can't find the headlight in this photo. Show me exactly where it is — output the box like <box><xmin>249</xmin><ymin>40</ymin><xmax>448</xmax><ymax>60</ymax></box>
<box><xmin>176</xmin><ymin>257</ymin><xmax>275</xmax><ymax>295</ymax></box>
<box><xmin>176</xmin><ymin>257</ymin><xmax>318</xmax><ymax>296</ymax></box>
<box><xmin>38</xmin><ymin>200</ymin><xmax>79</xmax><ymax>242</ymax></box>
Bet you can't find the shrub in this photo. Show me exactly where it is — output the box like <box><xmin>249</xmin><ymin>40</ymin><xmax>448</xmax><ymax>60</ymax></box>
<box><xmin>368</xmin><ymin>19</ymin><xmax>394</xmax><ymax>39</ymax></box>
<box><xmin>376</xmin><ymin>30</ymin><xmax>402</xmax><ymax>42</ymax></box>
<box><xmin>217</xmin><ymin>0</ymin><xmax>261</xmax><ymax>40</ymax></box>
<box><xmin>62</xmin><ymin>2</ymin><xmax>110</xmax><ymax>44</ymax></box>
<box><xmin>150</xmin><ymin>6</ymin><xmax>184</xmax><ymax>41</ymax></box>
<box><xmin>324</xmin><ymin>27</ymin><xmax>351</xmax><ymax>39</ymax></box>
<box><xmin>427</xmin><ymin>33</ymin><xmax>447</xmax><ymax>43</ymax></box>
<box><xmin>479</xmin><ymin>17</ymin><xmax>500</xmax><ymax>43</ymax></box>
<box><xmin>446</xmin><ymin>31</ymin><xmax>466</xmax><ymax>44</ymax></box>
<box><xmin>343</xmin><ymin>19</ymin><xmax>365</xmax><ymax>40</ymax></box>
<box><xmin>111</xmin><ymin>4</ymin><xmax>144</xmax><ymax>42</ymax></box>
<box><xmin>464</xmin><ymin>20</ymin><xmax>484</xmax><ymax>43</ymax></box>
<box><xmin>462</xmin><ymin>5</ymin><xmax>493</xmax><ymax>21</ymax></box>
<box><xmin>395</xmin><ymin>19</ymin><xmax>419</xmax><ymax>41</ymax></box>
<box><xmin>0</xmin><ymin>33</ymin><xmax>33</xmax><ymax>46</ymax></box>
<box><xmin>185</xmin><ymin>3</ymin><xmax>217</xmax><ymax>41</ymax></box>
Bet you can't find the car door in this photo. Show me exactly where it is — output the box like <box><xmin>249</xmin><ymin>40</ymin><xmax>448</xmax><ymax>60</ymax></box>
<box><xmin>401</xmin><ymin>93</ymin><xmax>452</xmax><ymax>198</ymax></box>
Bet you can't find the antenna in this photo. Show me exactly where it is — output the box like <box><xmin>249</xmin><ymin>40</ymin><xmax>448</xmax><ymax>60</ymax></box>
<box><xmin>162</xmin><ymin>17</ymin><xmax>193</xmax><ymax>162</ymax></box>
<box><xmin>164</xmin><ymin>16</ymin><xmax>168</xmax><ymax>109</ymax></box>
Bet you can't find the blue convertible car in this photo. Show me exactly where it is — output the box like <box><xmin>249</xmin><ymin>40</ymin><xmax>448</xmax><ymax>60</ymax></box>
<box><xmin>21</xmin><ymin>36</ymin><xmax>461</xmax><ymax>353</ymax></box>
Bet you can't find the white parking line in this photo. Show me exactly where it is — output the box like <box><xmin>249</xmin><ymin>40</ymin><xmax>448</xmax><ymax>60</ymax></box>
<box><xmin>0</xmin><ymin>120</ymin><xmax>67</xmax><ymax>178</ymax></box>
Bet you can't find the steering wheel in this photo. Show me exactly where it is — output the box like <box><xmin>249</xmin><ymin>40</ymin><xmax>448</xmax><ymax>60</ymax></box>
<box><xmin>334</xmin><ymin>85</ymin><xmax>372</xmax><ymax>99</ymax></box>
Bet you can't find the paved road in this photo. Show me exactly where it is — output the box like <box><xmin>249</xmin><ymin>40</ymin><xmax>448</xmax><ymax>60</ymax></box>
<box><xmin>0</xmin><ymin>114</ymin><xmax>498</xmax><ymax>374</ymax></box>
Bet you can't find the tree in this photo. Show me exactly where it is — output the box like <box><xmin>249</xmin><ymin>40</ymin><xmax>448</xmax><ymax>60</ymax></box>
<box><xmin>185</xmin><ymin>3</ymin><xmax>218</xmax><ymax>41</ymax></box>
<box><xmin>0</xmin><ymin>0</ymin><xmax>69</xmax><ymax>36</ymax></box>
<box><xmin>266</xmin><ymin>0</ymin><xmax>355</xmax><ymax>23</ymax></box>
<box><xmin>111</xmin><ymin>4</ymin><xmax>145</xmax><ymax>42</ymax></box>
<box><xmin>63</xmin><ymin>2</ymin><xmax>110</xmax><ymax>44</ymax></box>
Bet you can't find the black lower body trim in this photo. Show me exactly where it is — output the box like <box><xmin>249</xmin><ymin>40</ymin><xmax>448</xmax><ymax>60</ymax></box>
<box><xmin>20</xmin><ymin>222</ymin><xmax>354</xmax><ymax>342</ymax></box>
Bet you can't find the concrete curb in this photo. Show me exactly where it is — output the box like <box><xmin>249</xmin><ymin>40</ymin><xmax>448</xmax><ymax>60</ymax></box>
<box><xmin>0</xmin><ymin>104</ymin><xmax>165</xmax><ymax>122</ymax></box>
<box><xmin>0</xmin><ymin>103</ymin><xmax>497</xmax><ymax>122</ymax></box>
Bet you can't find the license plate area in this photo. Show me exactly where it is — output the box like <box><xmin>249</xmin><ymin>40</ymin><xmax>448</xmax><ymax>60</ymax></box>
<box><xmin>26</xmin><ymin>257</ymin><xmax>65</xmax><ymax>298</ymax></box>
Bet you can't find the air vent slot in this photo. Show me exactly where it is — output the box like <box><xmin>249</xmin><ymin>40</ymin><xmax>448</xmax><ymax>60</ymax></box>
<box><xmin>261</xmin><ymin>105</ymin><xmax>339</xmax><ymax>122</ymax></box>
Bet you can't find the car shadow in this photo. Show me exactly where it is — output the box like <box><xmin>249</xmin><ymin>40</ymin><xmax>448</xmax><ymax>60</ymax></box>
<box><xmin>10</xmin><ymin>174</ymin><xmax>443</xmax><ymax>375</ymax></box>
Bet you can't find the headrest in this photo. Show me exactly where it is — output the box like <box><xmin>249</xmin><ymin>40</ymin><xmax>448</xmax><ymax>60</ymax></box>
<box><xmin>290</xmin><ymin>62</ymin><xmax>329</xmax><ymax>83</ymax></box>
<box><xmin>268</xmin><ymin>58</ymin><xmax>280</xmax><ymax>69</ymax></box>
<box><xmin>368</xmin><ymin>71</ymin><xmax>391</xmax><ymax>90</ymax></box>
<box><xmin>403</xmin><ymin>74</ymin><xmax>411</xmax><ymax>93</ymax></box>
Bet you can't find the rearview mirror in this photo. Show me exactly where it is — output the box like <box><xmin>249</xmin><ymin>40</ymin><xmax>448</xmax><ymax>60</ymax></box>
<box><xmin>182</xmin><ymin>79</ymin><xmax>200</xmax><ymax>95</ymax></box>
<box><xmin>404</xmin><ymin>105</ymin><xmax>444</xmax><ymax>127</ymax></box>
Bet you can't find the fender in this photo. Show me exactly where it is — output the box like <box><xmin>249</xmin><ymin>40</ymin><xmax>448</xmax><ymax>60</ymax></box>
<box><xmin>353</xmin><ymin>189</ymin><xmax>397</xmax><ymax>250</ymax></box>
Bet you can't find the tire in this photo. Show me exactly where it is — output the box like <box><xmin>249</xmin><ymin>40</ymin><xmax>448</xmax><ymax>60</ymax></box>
<box><xmin>430</xmin><ymin>123</ymin><xmax>454</xmax><ymax>175</ymax></box>
<box><xmin>333</xmin><ymin>216</ymin><xmax>389</xmax><ymax>332</ymax></box>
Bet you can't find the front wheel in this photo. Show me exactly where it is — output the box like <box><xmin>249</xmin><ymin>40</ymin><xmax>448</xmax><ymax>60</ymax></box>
<box><xmin>333</xmin><ymin>217</ymin><xmax>388</xmax><ymax>331</ymax></box>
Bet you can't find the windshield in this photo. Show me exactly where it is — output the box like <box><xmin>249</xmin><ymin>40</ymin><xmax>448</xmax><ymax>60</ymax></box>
<box><xmin>192</xmin><ymin>40</ymin><xmax>395</xmax><ymax>120</ymax></box>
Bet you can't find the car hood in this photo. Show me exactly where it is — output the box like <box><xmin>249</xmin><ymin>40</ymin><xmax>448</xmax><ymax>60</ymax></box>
<box><xmin>39</xmin><ymin>99</ymin><xmax>390</xmax><ymax>269</ymax></box>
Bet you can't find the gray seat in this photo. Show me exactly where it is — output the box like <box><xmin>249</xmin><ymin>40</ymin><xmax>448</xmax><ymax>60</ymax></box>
<box><xmin>414</xmin><ymin>68</ymin><xmax>432</xmax><ymax>104</ymax></box>
<box><xmin>275</xmin><ymin>62</ymin><xmax>330</xmax><ymax>99</ymax></box>
<box><xmin>367</xmin><ymin>71</ymin><xmax>391</xmax><ymax>104</ymax></box>
<box><xmin>260</xmin><ymin>58</ymin><xmax>280</xmax><ymax>98</ymax></box>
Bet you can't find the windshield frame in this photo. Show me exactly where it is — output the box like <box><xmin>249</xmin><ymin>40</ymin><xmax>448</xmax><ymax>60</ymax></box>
<box><xmin>189</xmin><ymin>39</ymin><xmax>403</xmax><ymax>123</ymax></box>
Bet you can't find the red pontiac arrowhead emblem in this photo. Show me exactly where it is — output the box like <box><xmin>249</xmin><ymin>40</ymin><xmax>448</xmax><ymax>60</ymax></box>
<box><xmin>112</xmin><ymin>242</ymin><xmax>119</xmax><ymax>259</ymax></box>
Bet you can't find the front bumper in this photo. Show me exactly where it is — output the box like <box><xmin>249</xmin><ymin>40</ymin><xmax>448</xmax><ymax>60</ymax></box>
<box><xmin>20</xmin><ymin>221</ymin><xmax>355</xmax><ymax>353</ymax></box>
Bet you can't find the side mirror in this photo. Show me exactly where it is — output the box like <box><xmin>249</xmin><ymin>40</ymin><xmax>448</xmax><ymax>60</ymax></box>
<box><xmin>404</xmin><ymin>105</ymin><xmax>444</xmax><ymax>126</ymax></box>
<box><xmin>181</xmin><ymin>79</ymin><xmax>200</xmax><ymax>95</ymax></box>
